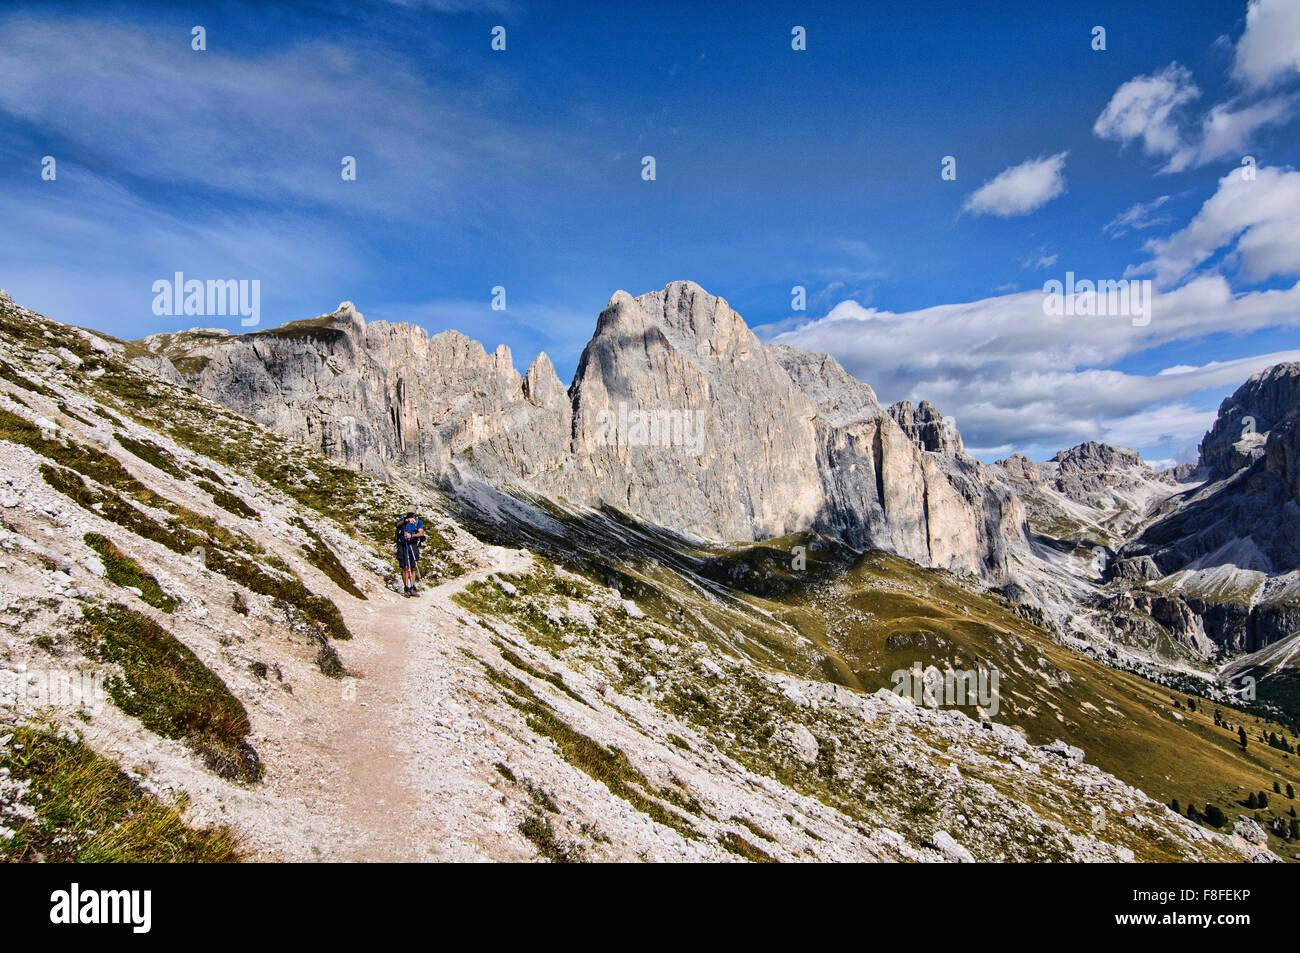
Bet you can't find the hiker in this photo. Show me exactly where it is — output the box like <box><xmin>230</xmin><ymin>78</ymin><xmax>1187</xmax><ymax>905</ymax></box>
<box><xmin>396</xmin><ymin>511</ymin><xmax>426</xmax><ymax>597</ymax></box>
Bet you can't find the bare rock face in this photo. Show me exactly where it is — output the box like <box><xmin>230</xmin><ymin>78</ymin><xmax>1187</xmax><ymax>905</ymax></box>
<box><xmin>543</xmin><ymin>283</ymin><xmax>825</xmax><ymax>542</ymax></box>
<box><xmin>152</xmin><ymin>281</ymin><xmax>1028</xmax><ymax>579</ymax></box>
<box><xmin>1200</xmin><ymin>363</ymin><xmax>1300</xmax><ymax>479</ymax></box>
<box><xmin>1127</xmin><ymin>363</ymin><xmax>1300</xmax><ymax>578</ymax></box>
<box><xmin>543</xmin><ymin>283</ymin><xmax>1017</xmax><ymax>577</ymax></box>
<box><xmin>996</xmin><ymin>454</ymin><xmax>1044</xmax><ymax>486</ymax></box>
<box><xmin>136</xmin><ymin>302</ymin><xmax>568</xmax><ymax>479</ymax></box>
<box><xmin>1111</xmin><ymin>363</ymin><xmax>1300</xmax><ymax>654</ymax></box>
<box><xmin>888</xmin><ymin>400</ymin><xmax>964</xmax><ymax>456</ymax></box>
<box><xmin>1037</xmin><ymin>441</ymin><xmax>1181</xmax><ymax>517</ymax></box>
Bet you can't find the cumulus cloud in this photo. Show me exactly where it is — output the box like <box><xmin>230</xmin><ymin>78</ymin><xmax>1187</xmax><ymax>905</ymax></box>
<box><xmin>1127</xmin><ymin>165</ymin><xmax>1300</xmax><ymax>287</ymax></box>
<box><xmin>1093</xmin><ymin>65</ymin><xmax>1200</xmax><ymax>161</ymax></box>
<box><xmin>1096</xmin><ymin>6</ymin><xmax>1300</xmax><ymax>173</ymax></box>
<box><xmin>1233</xmin><ymin>0</ymin><xmax>1300</xmax><ymax>90</ymax></box>
<box><xmin>1166</xmin><ymin>95</ymin><xmax>1298</xmax><ymax>171</ymax></box>
<box><xmin>962</xmin><ymin>153</ymin><xmax>1068</xmax><ymax>218</ymax></box>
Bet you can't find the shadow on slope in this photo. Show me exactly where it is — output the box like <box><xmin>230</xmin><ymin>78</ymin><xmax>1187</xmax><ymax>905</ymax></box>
<box><xmin>444</xmin><ymin>479</ymin><xmax>1300</xmax><ymax>845</ymax></box>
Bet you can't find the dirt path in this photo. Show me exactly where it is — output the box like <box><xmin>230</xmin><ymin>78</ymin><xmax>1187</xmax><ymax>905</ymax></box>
<box><xmin>323</xmin><ymin>548</ymin><xmax>531</xmax><ymax>861</ymax></box>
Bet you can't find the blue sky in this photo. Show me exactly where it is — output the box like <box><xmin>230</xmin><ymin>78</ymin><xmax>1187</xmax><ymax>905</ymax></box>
<box><xmin>1</xmin><ymin>0</ymin><xmax>1297</xmax><ymax>465</ymax></box>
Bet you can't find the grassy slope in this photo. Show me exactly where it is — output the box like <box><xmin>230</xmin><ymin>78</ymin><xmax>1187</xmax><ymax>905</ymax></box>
<box><xmin>0</xmin><ymin>725</ymin><xmax>242</xmax><ymax>862</ymax></box>
<box><xmin>3</xmin><ymin>296</ymin><xmax>1287</xmax><ymax>859</ymax></box>
<box><xmin>0</xmin><ymin>298</ymin><xmax>469</xmax><ymax>856</ymax></box>
<box><xmin>450</xmin><ymin>495</ymin><xmax>1300</xmax><ymax>857</ymax></box>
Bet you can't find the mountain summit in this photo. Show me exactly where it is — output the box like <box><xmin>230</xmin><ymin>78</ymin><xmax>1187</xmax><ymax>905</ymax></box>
<box><xmin>130</xmin><ymin>283</ymin><xmax>1300</xmax><ymax>698</ymax></box>
<box><xmin>140</xmin><ymin>281</ymin><xmax>1024</xmax><ymax>579</ymax></box>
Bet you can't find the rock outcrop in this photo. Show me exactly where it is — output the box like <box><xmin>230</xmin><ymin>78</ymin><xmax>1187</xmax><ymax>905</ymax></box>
<box><xmin>132</xmin><ymin>285</ymin><xmax>1300</xmax><ymax>665</ymax></box>
<box><xmin>889</xmin><ymin>400</ymin><xmax>964</xmax><ymax>456</ymax></box>
<box><xmin>1126</xmin><ymin>363</ymin><xmax>1300</xmax><ymax>578</ymax></box>
<box><xmin>1048</xmin><ymin>442</ymin><xmax>1163</xmax><ymax>510</ymax></box>
<box><xmin>1109</xmin><ymin>364</ymin><xmax>1300</xmax><ymax>655</ymax></box>
<box><xmin>136</xmin><ymin>303</ymin><xmax>570</xmax><ymax>480</ymax></box>
<box><xmin>997</xmin><ymin>454</ymin><xmax>1044</xmax><ymax>487</ymax></box>
<box><xmin>146</xmin><ymin>282</ymin><xmax>1028</xmax><ymax>579</ymax></box>
<box><xmin>1201</xmin><ymin>363</ymin><xmax>1300</xmax><ymax>479</ymax></box>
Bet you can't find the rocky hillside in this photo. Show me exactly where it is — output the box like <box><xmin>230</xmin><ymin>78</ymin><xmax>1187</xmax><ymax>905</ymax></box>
<box><xmin>1130</xmin><ymin>363</ymin><xmax>1300</xmax><ymax>578</ymax></box>
<box><xmin>137</xmin><ymin>282</ymin><xmax>1028</xmax><ymax>582</ymax></box>
<box><xmin>1108</xmin><ymin>365</ymin><xmax>1300</xmax><ymax>712</ymax></box>
<box><xmin>133</xmin><ymin>281</ymin><xmax>1300</xmax><ymax>717</ymax></box>
<box><xmin>0</xmin><ymin>291</ymin><xmax>1290</xmax><ymax>862</ymax></box>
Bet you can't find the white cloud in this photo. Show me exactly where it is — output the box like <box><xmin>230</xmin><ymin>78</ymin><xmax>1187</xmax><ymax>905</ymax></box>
<box><xmin>1166</xmin><ymin>94</ymin><xmax>1297</xmax><ymax>171</ymax></box>
<box><xmin>1233</xmin><ymin>0</ymin><xmax>1300</xmax><ymax>89</ymax></box>
<box><xmin>1017</xmin><ymin>247</ymin><xmax>1059</xmax><ymax>270</ymax></box>
<box><xmin>1093</xmin><ymin>65</ymin><xmax>1200</xmax><ymax>161</ymax></box>
<box><xmin>769</xmin><ymin>276</ymin><xmax>1300</xmax><ymax>457</ymax></box>
<box><xmin>0</xmin><ymin>19</ymin><xmax>566</xmax><ymax>224</ymax></box>
<box><xmin>962</xmin><ymin>153</ymin><xmax>1068</xmax><ymax>218</ymax></box>
<box><xmin>1096</xmin><ymin>7</ymin><xmax>1300</xmax><ymax>174</ymax></box>
<box><xmin>1103</xmin><ymin>195</ymin><xmax>1172</xmax><ymax>237</ymax></box>
<box><xmin>1128</xmin><ymin>165</ymin><xmax>1300</xmax><ymax>287</ymax></box>
<box><xmin>0</xmin><ymin>165</ymin><xmax>362</xmax><ymax>336</ymax></box>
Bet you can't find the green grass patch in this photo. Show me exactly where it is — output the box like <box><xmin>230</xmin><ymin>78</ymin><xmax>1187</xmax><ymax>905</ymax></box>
<box><xmin>0</xmin><ymin>358</ymin><xmax>57</xmax><ymax>398</ymax></box>
<box><xmin>497</xmin><ymin>644</ymin><xmax>589</xmax><ymax>707</ymax></box>
<box><xmin>732</xmin><ymin>815</ymin><xmax>776</xmax><ymax>842</ymax></box>
<box><xmin>517</xmin><ymin>814</ymin><xmax>584</xmax><ymax>862</ymax></box>
<box><xmin>76</xmin><ymin>603</ymin><xmax>261</xmax><ymax>782</ymax></box>
<box><xmin>56</xmin><ymin>402</ymin><xmax>97</xmax><ymax>427</ymax></box>
<box><xmin>0</xmin><ymin>725</ymin><xmax>242</xmax><ymax>862</ymax></box>
<box><xmin>43</xmin><ymin>464</ymin><xmax>351</xmax><ymax>641</ymax></box>
<box><xmin>115</xmin><ymin>433</ymin><xmax>188</xmax><ymax>480</ymax></box>
<box><xmin>291</xmin><ymin>517</ymin><xmax>365</xmax><ymax>600</ymax></box>
<box><xmin>83</xmin><ymin>532</ymin><xmax>178</xmax><ymax>612</ymax></box>
<box><xmin>481</xmin><ymin>661</ymin><xmax>698</xmax><ymax>840</ymax></box>
<box><xmin>198</xmin><ymin>479</ymin><xmax>259</xmax><ymax>520</ymax></box>
<box><xmin>717</xmin><ymin>830</ymin><xmax>776</xmax><ymax>862</ymax></box>
<box><xmin>0</xmin><ymin>404</ymin><xmax>149</xmax><ymax>498</ymax></box>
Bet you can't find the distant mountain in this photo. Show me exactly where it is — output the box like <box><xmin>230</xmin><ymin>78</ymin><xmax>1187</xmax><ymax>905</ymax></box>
<box><xmin>132</xmin><ymin>284</ymin><xmax>1300</xmax><ymax>699</ymax></box>
<box><xmin>1130</xmin><ymin>362</ymin><xmax>1300</xmax><ymax>578</ymax></box>
<box><xmin>140</xmin><ymin>281</ymin><xmax>1027</xmax><ymax>581</ymax></box>
<box><xmin>1112</xmin><ymin>363</ymin><xmax>1300</xmax><ymax>683</ymax></box>
<box><xmin>5</xmin><ymin>287</ymin><xmax>1284</xmax><ymax>863</ymax></box>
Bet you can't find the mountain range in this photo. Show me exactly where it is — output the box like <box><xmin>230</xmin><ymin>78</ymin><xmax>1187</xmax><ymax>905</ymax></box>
<box><xmin>137</xmin><ymin>281</ymin><xmax>1300</xmax><ymax>689</ymax></box>
<box><xmin>1</xmin><ymin>282</ymin><xmax>1298</xmax><ymax>862</ymax></box>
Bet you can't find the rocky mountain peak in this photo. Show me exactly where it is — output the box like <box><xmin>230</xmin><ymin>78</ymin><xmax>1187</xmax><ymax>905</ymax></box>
<box><xmin>522</xmin><ymin>351</ymin><xmax>566</xmax><ymax>409</ymax></box>
<box><xmin>604</xmin><ymin>280</ymin><xmax>759</xmax><ymax>362</ymax></box>
<box><xmin>996</xmin><ymin>453</ymin><xmax>1044</xmax><ymax>485</ymax></box>
<box><xmin>1200</xmin><ymin>361</ymin><xmax>1300</xmax><ymax>478</ymax></box>
<box><xmin>139</xmin><ymin>280</ymin><xmax>1030</xmax><ymax>578</ymax></box>
<box><xmin>770</xmin><ymin>344</ymin><xmax>880</xmax><ymax>427</ymax></box>
<box><xmin>888</xmin><ymin>399</ymin><xmax>965</xmax><ymax>456</ymax></box>
<box><xmin>1052</xmin><ymin>441</ymin><xmax>1145</xmax><ymax>474</ymax></box>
